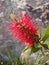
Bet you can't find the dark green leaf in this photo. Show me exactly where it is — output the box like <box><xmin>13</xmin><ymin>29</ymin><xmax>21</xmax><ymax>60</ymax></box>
<box><xmin>30</xmin><ymin>47</ymin><xmax>41</xmax><ymax>55</ymax></box>
<box><xmin>41</xmin><ymin>26</ymin><xmax>49</xmax><ymax>43</ymax></box>
<box><xmin>40</xmin><ymin>43</ymin><xmax>49</xmax><ymax>50</ymax></box>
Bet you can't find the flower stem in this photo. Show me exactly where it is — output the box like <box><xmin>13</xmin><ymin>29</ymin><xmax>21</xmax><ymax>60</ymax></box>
<box><xmin>41</xmin><ymin>48</ymin><xmax>46</xmax><ymax>57</ymax></box>
<box><xmin>25</xmin><ymin>57</ymin><xmax>29</xmax><ymax>65</ymax></box>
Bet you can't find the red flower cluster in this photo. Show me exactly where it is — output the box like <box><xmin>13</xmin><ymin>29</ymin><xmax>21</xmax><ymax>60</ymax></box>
<box><xmin>9</xmin><ymin>14</ymin><xmax>40</xmax><ymax>47</ymax></box>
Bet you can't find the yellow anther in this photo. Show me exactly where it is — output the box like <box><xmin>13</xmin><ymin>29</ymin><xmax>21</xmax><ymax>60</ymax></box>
<box><xmin>10</xmin><ymin>13</ymin><xmax>16</xmax><ymax>20</ymax></box>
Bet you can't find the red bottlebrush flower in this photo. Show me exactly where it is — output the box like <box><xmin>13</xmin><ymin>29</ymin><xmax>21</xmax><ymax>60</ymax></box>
<box><xmin>20</xmin><ymin>14</ymin><xmax>39</xmax><ymax>35</ymax></box>
<box><xmin>8</xmin><ymin>14</ymin><xmax>40</xmax><ymax>47</ymax></box>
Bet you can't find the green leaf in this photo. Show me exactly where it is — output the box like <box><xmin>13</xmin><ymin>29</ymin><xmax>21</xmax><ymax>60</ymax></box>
<box><xmin>46</xmin><ymin>60</ymin><xmax>49</xmax><ymax>64</ymax></box>
<box><xmin>30</xmin><ymin>43</ymin><xmax>42</xmax><ymax>55</ymax></box>
<box><xmin>7</xmin><ymin>50</ymin><xmax>13</xmax><ymax>64</ymax></box>
<box><xmin>14</xmin><ymin>53</ymin><xmax>23</xmax><ymax>65</ymax></box>
<box><xmin>30</xmin><ymin>47</ymin><xmax>41</xmax><ymax>55</ymax></box>
<box><xmin>22</xmin><ymin>46</ymin><xmax>29</xmax><ymax>52</ymax></box>
<box><xmin>40</xmin><ymin>43</ymin><xmax>49</xmax><ymax>50</ymax></box>
<box><xmin>34</xmin><ymin>54</ymin><xmax>42</xmax><ymax>65</ymax></box>
<box><xmin>41</xmin><ymin>26</ymin><xmax>49</xmax><ymax>43</ymax></box>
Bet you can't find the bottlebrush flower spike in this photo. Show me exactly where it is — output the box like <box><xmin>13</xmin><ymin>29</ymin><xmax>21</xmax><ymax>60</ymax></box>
<box><xmin>9</xmin><ymin>13</ymin><xmax>40</xmax><ymax>47</ymax></box>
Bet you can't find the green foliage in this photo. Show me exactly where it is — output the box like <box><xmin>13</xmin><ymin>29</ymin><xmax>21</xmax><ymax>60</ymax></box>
<box><xmin>34</xmin><ymin>54</ymin><xmax>42</xmax><ymax>65</ymax></box>
<box><xmin>35</xmin><ymin>53</ymin><xmax>49</xmax><ymax>65</ymax></box>
<box><xmin>41</xmin><ymin>26</ymin><xmax>49</xmax><ymax>43</ymax></box>
<box><xmin>40</xmin><ymin>43</ymin><xmax>49</xmax><ymax>50</ymax></box>
<box><xmin>22</xmin><ymin>46</ymin><xmax>29</xmax><ymax>53</ymax></box>
<box><xmin>7</xmin><ymin>50</ymin><xmax>25</xmax><ymax>65</ymax></box>
<box><xmin>0</xmin><ymin>50</ymin><xmax>26</xmax><ymax>65</ymax></box>
<box><xmin>30</xmin><ymin>44</ymin><xmax>41</xmax><ymax>55</ymax></box>
<box><xmin>30</xmin><ymin>47</ymin><xmax>38</xmax><ymax>55</ymax></box>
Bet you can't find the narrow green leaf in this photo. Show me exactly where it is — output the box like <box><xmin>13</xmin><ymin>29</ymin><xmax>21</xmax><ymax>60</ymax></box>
<box><xmin>30</xmin><ymin>47</ymin><xmax>41</xmax><ymax>55</ymax></box>
<box><xmin>13</xmin><ymin>53</ymin><xmax>23</xmax><ymax>65</ymax></box>
<box><xmin>40</xmin><ymin>43</ymin><xmax>49</xmax><ymax>50</ymax></box>
<box><xmin>22</xmin><ymin>46</ymin><xmax>29</xmax><ymax>53</ymax></box>
<box><xmin>35</xmin><ymin>54</ymin><xmax>42</xmax><ymax>65</ymax></box>
<box><xmin>46</xmin><ymin>60</ymin><xmax>49</xmax><ymax>64</ymax></box>
<box><xmin>7</xmin><ymin>50</ymin><xmax>13</xmax><ymax>64</ymax></box>
<box><xmin>41</xmin><ymin>26</ymin><xmax>49</xmax><ymax>42</ymax></box>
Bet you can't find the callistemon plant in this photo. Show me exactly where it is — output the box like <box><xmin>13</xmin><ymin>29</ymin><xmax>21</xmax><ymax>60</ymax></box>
<box><xmin>9</xmin><ymin>13</ymin><xmax>40</xmax><ymax>47</ymax></box>
<box><xmin>8</xmin><ymin>13</ymin><xmax>49</xmax><ymax>65</ymax></box>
